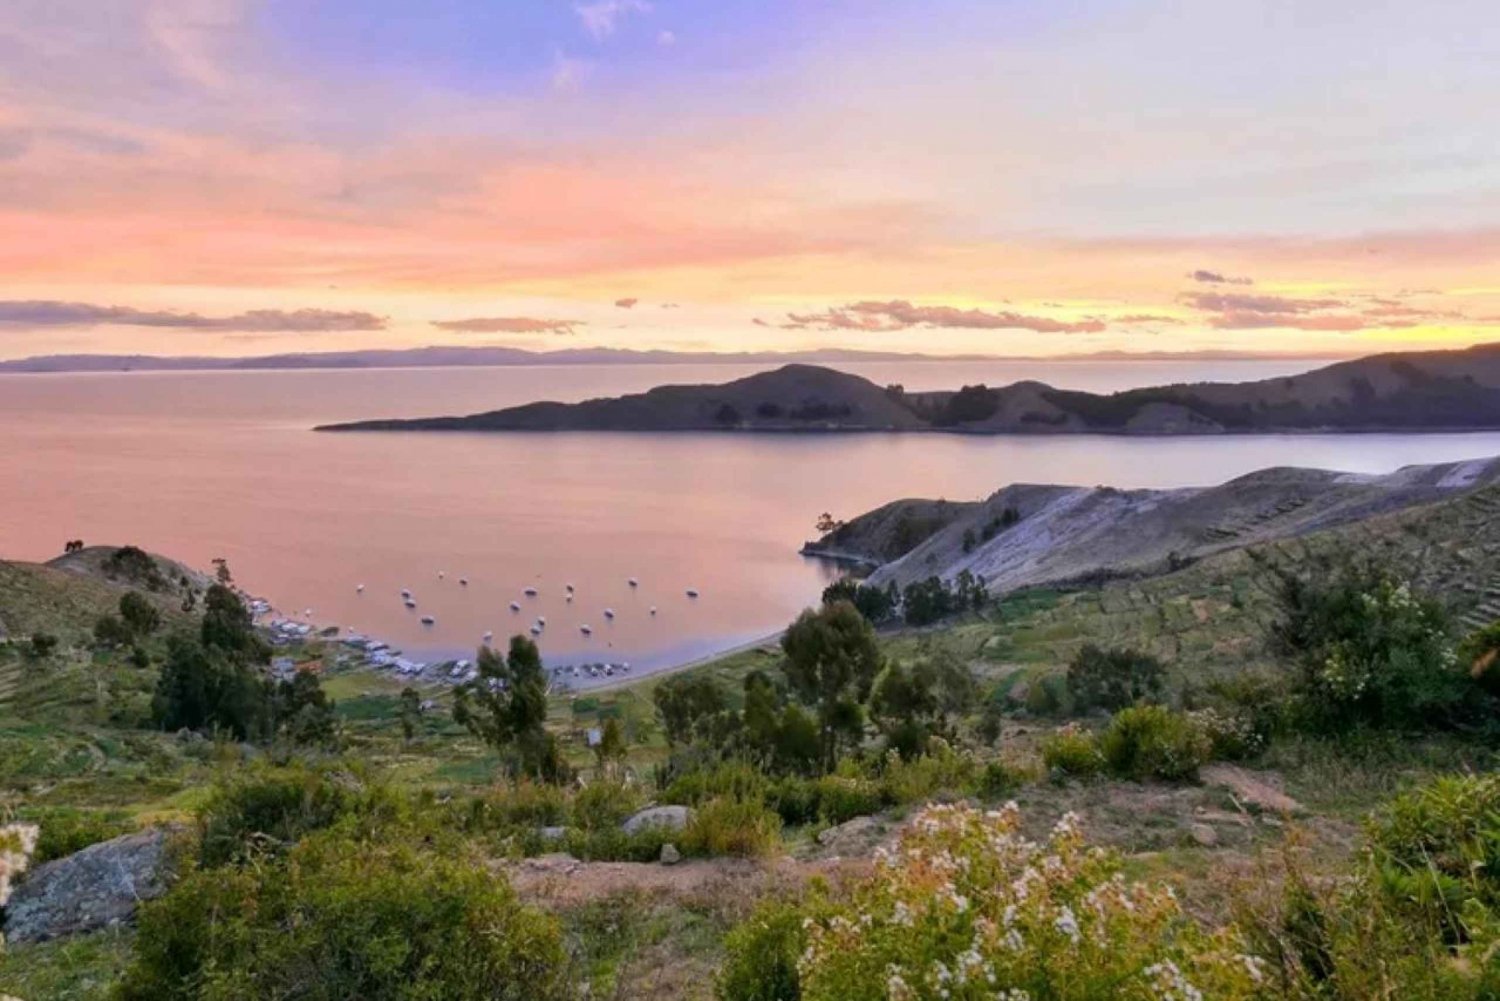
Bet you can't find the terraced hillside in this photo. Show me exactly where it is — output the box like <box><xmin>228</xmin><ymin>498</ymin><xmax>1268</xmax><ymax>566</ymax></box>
<box><xmin>814</xmin><ymin>456</ymin><xmax>1500</xmax><ymax>594</ymax></box>
<box><xmin>894</xmin><ymin>479</ymin><xmax>1500</xmax><ymax>700</ymax></box>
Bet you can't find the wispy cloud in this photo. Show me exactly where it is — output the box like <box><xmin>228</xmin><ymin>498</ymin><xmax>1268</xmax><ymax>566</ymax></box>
<box><xmin>551</xmin><ymin>50</ymin><xmax>590</xmax><ymax>92</ymax></box>
<box><xmin>430</xmin><ymin>316</ymin><xmax>581</xmax><ymax>335</ymax></box>
<box><xmin>1188</xmin><ymin>269</ymin><xmax>1254</xmax><ymax>285</ymax></box>
<box><xmin>784</xmin><ymin>300</ymin><xmax>1106</xmax><ymax>334</ymax></box>
<box><xmin>0</xmin><ymin>301</ymin><xmax>385</xmax><ymax>331</ymax></box>
<box><xmin>614</xmin><ymin>297</ymin><xmax>639</xmax><ymax>308</ymax></box>
<box><xmin>1181</xmin><ymin>292</ymin><xmax>1346</xmax><ymax>315</ymax></box>
<box><xmin>1116</xmin><ymin>313</ymin><xmax>1184</xmax><ymax>324</ymax></box>
<box><xmin>657</xmin><ymin>29</ymin><xmax>676</xmax><ymax>47</ymax></box>
<box><xmin>574</xmin><ymin>0</ymin><xmax>651</xmax><ymax>40</ymax></box>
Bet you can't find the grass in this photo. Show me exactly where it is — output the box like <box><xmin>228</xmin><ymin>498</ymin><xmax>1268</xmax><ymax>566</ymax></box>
<box><xmin>0</xmin><ymin>927</ymin><xmax>134</xmax><ymax>1001</ymax></box>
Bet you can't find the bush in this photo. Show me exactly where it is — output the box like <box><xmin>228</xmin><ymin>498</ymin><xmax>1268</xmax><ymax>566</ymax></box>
<box><xmin>662</xmin><ymin>760</ymin><xmax>769</xmax><ymax>808</ymax></box>
<box><xmin>1187</xmin><ymin>707</ymin><xmax>1266</xmax><ymax>761</ymax></box>
<box><xmin>19</xmin><ymin>807</ymin><xmax>134</xmax><ymax>865</ymax></box>
<box><xmin>680</xmin><ymin>796</ymin><xmax>782</xmax><ymax>858</ymax></box>
<box><xmin>717</xmin><ymin>898</ymin><xmax>811</xmax><ymax>1001</ymax></box>
<box><xmin>461</xmin><ymin>779</ymin><xmax>569</xmax><ymax>830</ymax></box>
<box><xmin>1273</xmin><ymin>565</ymin><xmax>1466</xmax><ymax>730</ymax></box>
<box><xmin>812</xmin><ymin>771</ymin><xmax>886</xmax><ymax>824</ymax></box>
<box><xmin>976</xmin><ymin>758</ymin><xmax>1032</xmax><ymax>799</ymax></box>
<box><xmin>1040</xmin><ymin>724</ymin><xmax>1105</xmax><ymax>778</ymax></box>
<box><xmin>780</xmin><ymin>802</ymin><xmax>1266</xmax><ymax>1000</ymax></box>
<box><xmin>569</xmin><ymin>779</ymin><xmax>642</xmax><ymax>833</ymax></box>
<box><xmin>117</xmin><ymin>830</ymin><xmax>569</xmax><ymax>1001</ymax></box>
<box><xmin>1066</xmin><ymin>644</ymin><xmax>1165</xmax><ymax>712</ymax></box>
<box><xmin>879</xmin><ymin>741</ymin><xmax>976</xmax><ymax>805</ymax></box>
<box><xmin>1023</xmin><ymin>672</ymin><xmax>1072</xmax><ymax>717</ymax></box>
<box><xmin>1366</xmin><ymin>773</ymin><xmax>1500</xmax><ymax>942</ymax></box>
<box><xmin>196</xmin><ymin>763</ymin><xmax>398</xmax><ymax>867</ymax></box>
<box><xmin>1099</xmin><ymin>706</ymin><xmax>1212</xmax><ymax>782</ymax></box>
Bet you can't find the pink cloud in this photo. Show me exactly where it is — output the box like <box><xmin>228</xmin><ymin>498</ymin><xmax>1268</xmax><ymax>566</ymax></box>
<box><xmin>785</xmin><ymin>300</ymin><xmax>1106</xmax><ymax>334</ymax></box>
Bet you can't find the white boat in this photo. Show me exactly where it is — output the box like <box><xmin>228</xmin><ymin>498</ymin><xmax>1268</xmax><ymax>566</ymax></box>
<box><xmin>356</xmin><ymin>584</ymin><xmax>365</xmax><ymax>593</ymax></box>
<box><xmin>529</xmin><ymin>625</ymin><xmax>542</xmax><ymax>636</ymax></box>
<box><xmin>603</xmin><ymin>608</ymin><xmax>615</xmax><ymax>619</ymax></box>
<box><xmin>523</xmin><ymin>586</ymin><xmax>538</xmax><ymax>597</ymax></box>
<box><xmin>650</xmin><ymin>606</ymin><xmax>657</xmax><ymax>616</ymax></box>
<box><xmin>438</xmin><ymin>570</ymin><xmax>446</xmax><ymax>579</ymax></box>
<box><xmin>580</xmin><ymin>624</ymin><xmax>592</xmax><ymax>635</ymax></box>
<box><xmin>537</xmin><ymin>616</ymin><xmax>547</xmax><ymax>626</ymax></box>
<box><xmin>628</xmin><ymin>577</ymin><xmax>639</xmax><ymax>587</ymax></box>
<box><xmin>459</xmin><ymin>577</ymin><xmax>468</xmax><ymax>586</ymax></box>
<box><xmin>404</xmin><ymin>598</ymin><xmax>417</xmax><ymax>608</ymax></box>
<box><xmin>685</xmin><ymin>588</ymin><xmax>699</xmax><ymax>598</ymax></box>
<box><xmin>400</xmin><ymin>588</ymin><xmax>412</xmax><ymax>598</ymax></box>
<box><xmin>565</xmin><ymin>594</ymin><xmax>573</xmax><ymax>603</ymax></box>
<box><xmin>482</xmin><ymin>630</ymin><xmax>494</xmax><ymax>641</ymax></box>
<box><xmin>420</xmin><ymin>615</ymin><xmax>435</xmax><ymax>625</ymax></box>
<box><xmin>509</xmin><ymin>601</ymin><xmax>521</xmax><ymax>612</ymax></box>
<box><xmin>565</xmin><ymin>583</ymin><xmax>575</xmax><ymax>592</ymax></box>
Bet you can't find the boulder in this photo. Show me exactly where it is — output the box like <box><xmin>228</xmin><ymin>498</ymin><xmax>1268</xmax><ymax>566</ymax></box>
<box><xmin>659</xmin><ymin>843</ymin><xmax>681</xmax><ymax>865</ymax></box>
<box><xmin>1200</xmin><ymin>764</ymin><xmax>1303</xmax><ymax>816</ymax></box>
<box><xmin>622</xmin><ymin>805</ymin><xmax>693</xmax><ymax>836</ymax></box>
<box><xmin>1188</xmin><ymin>823</ymin><xmax>1219</xmax><ymax>848</ymax></box>
<box><xmin>4</xmin><ymin>828</ymin><xmax>175</xmax><ymax>944</ymax></box>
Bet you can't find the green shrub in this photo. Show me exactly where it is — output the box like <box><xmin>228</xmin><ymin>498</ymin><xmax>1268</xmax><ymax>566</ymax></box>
<box><xmin>662</xmin><ymin>760</ymin><xmax>769</xmax><ymax>807</ymax></box>
<box><xmin>196</xmin><ymin>762</ymin><xmax>398</xmax><ymax>867</ymax></box>
<box><xmin>1040</xmin><ymin>724</ymin><xmax>1105</xmax><ymax>778</ymax></box>
<box><xmin>1023</xmin><ymin>671</ymin><xmax>1072</xmax><ymax>716</ymax></box>
<box><xmin>1366</xmin><ymin>773</ymin><xmax>1500</xmax><ymax>942</ymax></box>
<box><xmin>976</xmin><ymin>758</ymin><xmax>1032</xmax><ymax>799</ymax></box>
<box><xmin>680</xmin><ymin>796</ymin><xmax>782</xmax><ymax>858</ymax></box>
<box><xmin>1099</xmin><ymin>706</ymin><xmax>1212</xmax><ymax>782</ymax></box>
<box><xmin>562</xmin><ymin>824</ymin><xmax>673</xmax><ymax>863</ymax></box>
<box><xmin>1066</xmin><ymin>644</ymin><xmax>1165</xmax><ymax>712</ymax></box>
<box><xmin>717</xmin><ymin>898</ymin><xmax>810</xmax><ymax>1001</ymax></box>
<box><xmin>879</xmin><ymin>740</ymin><xmax>976</xmax><ymax>804</ymax></box>
<box><xmin>19</xmin><ymin>807</ymin><xmax>134</xmax><ymax>864</ymax></box>
<box><xmin>1273</xmin><ymin>566</ymin><xmax>1466</xmax><ymax>730</ymax></box>
<box><xmin>766</xmin><ymin>776</ymin><xmax>821</xmax><ymax>826</ymax></box>
<box><xmin>117</xmin><ymin>830</ymin><xmax>568</xmax><ymax>1001</ymax></box>
<box><xmin>569</xmin><ymin>780</ymin><xmax>642</xmax><ymax>833</ymax></box>
<box><xmin>812</xmin><ymin>772</ymin><xmax>885</xmax><ymax>824</ymax></box>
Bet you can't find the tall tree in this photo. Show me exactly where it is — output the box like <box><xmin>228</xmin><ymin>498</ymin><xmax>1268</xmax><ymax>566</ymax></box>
<box><xmin>452</xmin><ymin>636</ymin><xmax>568</xmax><ymax>782</ymax></box>
<box><xmin>781</xmin><ymin>600</ymin><xmax>883</xmax><ymax>770</ymax></box>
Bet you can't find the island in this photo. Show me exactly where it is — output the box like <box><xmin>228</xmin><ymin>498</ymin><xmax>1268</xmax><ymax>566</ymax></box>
<box><xmin>315</xmin><ymin>342</ymin><xmax>1500</xmax><ymax>435</ymax></box>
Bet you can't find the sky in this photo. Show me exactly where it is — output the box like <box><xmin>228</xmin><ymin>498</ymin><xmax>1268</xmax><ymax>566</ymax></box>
<box><xmin>1</xmin><ymin>0</ymin><xmax>1498</xmax><ymax>360</ymax></box>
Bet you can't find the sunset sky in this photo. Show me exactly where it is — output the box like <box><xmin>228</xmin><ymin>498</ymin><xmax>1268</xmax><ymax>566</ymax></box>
<box><xmin>2</xmin><ymin>0</ymin><xmax>1498</xmax><ymax>360</ymax></box>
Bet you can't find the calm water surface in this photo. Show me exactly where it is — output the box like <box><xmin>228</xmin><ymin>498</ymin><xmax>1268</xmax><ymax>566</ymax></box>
<box><xmin>6</xmin><ymin>359</ymin><xmax>1500</xmax><ymax>680</ymax></box>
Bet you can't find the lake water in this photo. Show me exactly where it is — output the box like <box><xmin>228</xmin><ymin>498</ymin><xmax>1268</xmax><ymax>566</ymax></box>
<box><xmin>6</xmin><ymin>358</ymin><xmax>1500</xmax><ymax>684</ymax></box>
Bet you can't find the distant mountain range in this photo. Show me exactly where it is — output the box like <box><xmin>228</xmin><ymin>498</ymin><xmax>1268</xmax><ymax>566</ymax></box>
<box><xmin>317</xmin><ymin>343</ymin><xmax>1500</xmax><ymax>435</ymax></box>
<box><xmin>0</xmin><ymin>345</ymin><xmax>1331</xmax><ymax>373</ymax></box>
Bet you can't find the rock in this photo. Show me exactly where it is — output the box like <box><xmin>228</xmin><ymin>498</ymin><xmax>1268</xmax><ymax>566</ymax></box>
<box><xmin>4</xmin><ymin>829</ymin><xmax>175</xmax><ymax>945</ymax></box>
<box><xmin>622</xmin><ymin>805</ymin><xmax>693</xmax><ymax>835</ymax></box>
<box><xmin>816</xmin><ymin>815</ymin><xmax>881</xmax><ymax>854</ymax></box>
<box><xmin>1188</xmin><ymin>823</ymin><xmax>1219</xmax><ymax>848</ymax></box>
<box><xmin>1200</xmin><ymin>764</ymin><xmax>1303</xmax><ymax>816</ymax></box>
<box><xmin>522</xmin><ymin>853</ymin><xmax>580</xmax><ymax>875</ymax></box>
<box><xmin>659</xmin><ymin>843</ymin><xmax>681</xmax><ymax>865</ymax></box>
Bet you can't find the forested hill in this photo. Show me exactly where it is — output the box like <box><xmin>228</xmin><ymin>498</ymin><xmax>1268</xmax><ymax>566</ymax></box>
<box><xmin>316</xmin><ymin>343</ymin><xmax>1500</xmax><ymax>434</ymax></box>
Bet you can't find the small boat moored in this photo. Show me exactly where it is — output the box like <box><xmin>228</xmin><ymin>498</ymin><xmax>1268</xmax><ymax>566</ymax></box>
<box><xmin>603</xmin><ymin>608</ymin><xmax>615</xmax><ymax>619</ymax></box>
<box><xmin>420</xmin><ymin>615</ymin><xmax>436</xmax><ymax>625</ymax></box>
<box><xmin>628</xmin><ymin>577</ymin><xmax>639</xmax><ymax>588</ymax></box>
<box><xmin>685</xmin><ymin>588</ymin><xmax>699</xmax><ymax>598</ymax></box>
<box><xmin>523</xmin><ymin>586</ymin><xmax>538</xmax><ymax>597</ymax></box>
<box><xmin>509</xmin><ymin>601</ymin><xmax>521</xmax><ymax>612</ymax></box>
<box><xmin>580</xmin><ymin>624</ymin><xmax>593</xmax><ymax>635</ymax></box>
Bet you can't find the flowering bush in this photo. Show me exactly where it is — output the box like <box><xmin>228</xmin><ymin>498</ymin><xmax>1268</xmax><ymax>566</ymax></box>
<box><xmin>1273</xmin><ymin>567</ymin><xmax>1463</xmax><ymax>730</ymax></box>
<box><xmin>1185</xmin><ymin>707</ymin><xmax>1265</xmax><ymax>762</ymax></box>
<box><xmin>790</xmin><ymin>803</ymin><xmax>1265</xmax><ymax>1000</ymax></box>
<box><xmin>0</xmin><ymin>821</ymin><xmax>40</xmax><ymax>913</ymax></box>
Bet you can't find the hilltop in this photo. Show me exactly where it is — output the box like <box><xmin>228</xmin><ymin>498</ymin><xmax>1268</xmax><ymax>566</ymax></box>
<box><xmin>807</xmin><ymin>455</ymin><xmax>1500</xmax><ymax>597</ymax></box>
<box><xmin>316</xmin><ymin>342</ymin><xmax>1500</xmax><ymax>434</ymax></box>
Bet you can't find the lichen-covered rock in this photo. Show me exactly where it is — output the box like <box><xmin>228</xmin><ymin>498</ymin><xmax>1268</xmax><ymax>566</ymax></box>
<box><xmin>621</xmin><ymin>805</ymin><xmax>692</xmax><ymax>835</ymax></box>
<box><xmin>659</xmin><ymin>843</ymin><xmax>681</xmax><ymax>865</ymax></box>
<box><xmin>3</xmin><ymin>828</ymin><xmax>174</xmax><ymax>944</ymax></box>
